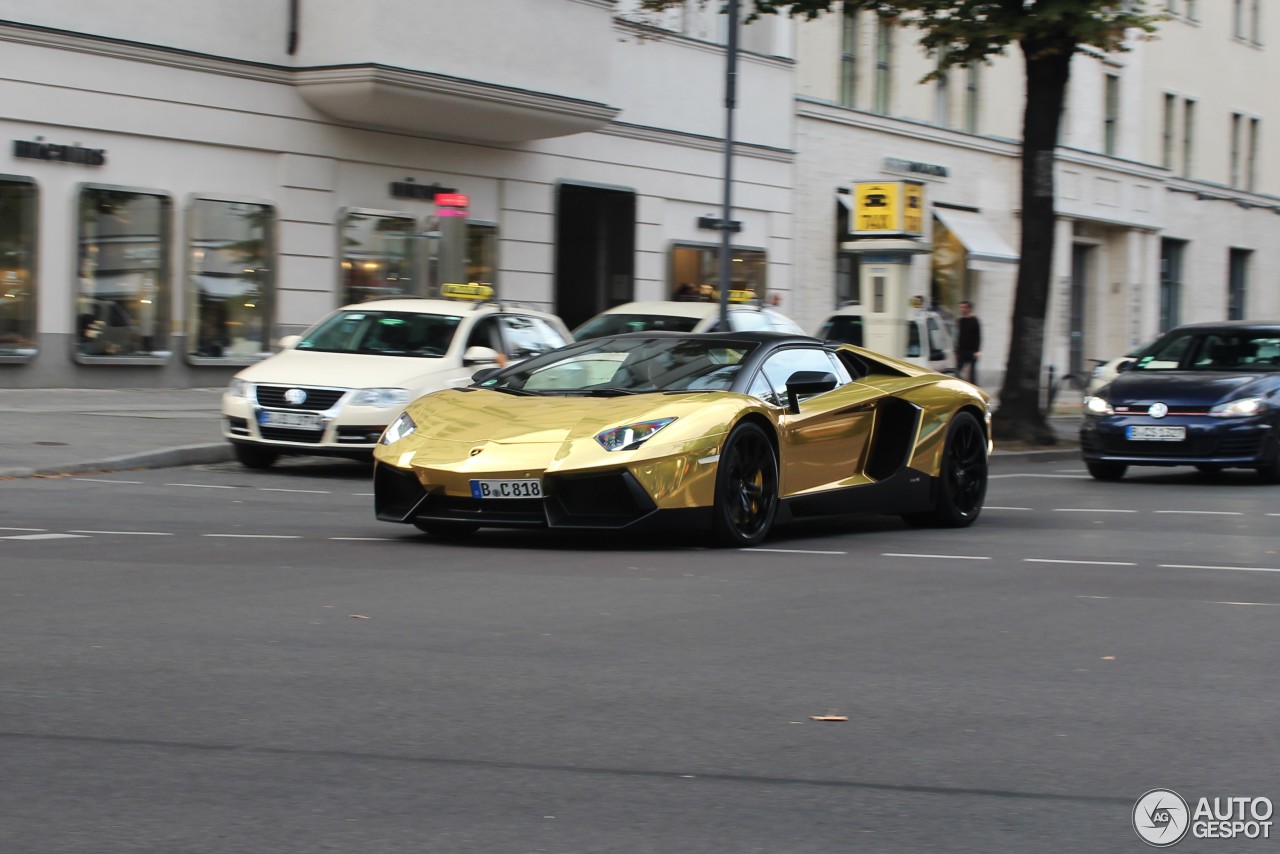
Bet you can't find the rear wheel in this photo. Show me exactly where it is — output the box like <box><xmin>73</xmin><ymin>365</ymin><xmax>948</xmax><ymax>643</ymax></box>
<box><xmin>233</xmin><ymin>443</ymin><xmax>279</xmax><ymax>469</ymax></box>
<box><xmin>412</xmin><ymin>520</ymin><xmax>480</xmax><ymax>538</ymax></box>
<box><xmin>711</xmin><ymin>422</ymin><xmax>778</xmax><ymax>547</ymax></box>
<box><xmin>1086</xmin><ymin>461</ymin><xmax>1127</xmax><ymax>481</ymax></box>
<box><xmin>903</xmin><ymin>412</ymin><xmax>987</xmax><ymax>528</ymax></box>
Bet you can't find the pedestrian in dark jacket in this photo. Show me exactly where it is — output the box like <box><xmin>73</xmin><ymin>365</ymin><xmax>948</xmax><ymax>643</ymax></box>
<box><xmin>954</xmin><ymin>300</ymin><xmax>981</xmax><ymax>383</ymax></box>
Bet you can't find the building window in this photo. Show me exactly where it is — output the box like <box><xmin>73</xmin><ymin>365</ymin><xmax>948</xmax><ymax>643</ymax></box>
<box><xmin>1181</xmin><ymin>98</ymin><xmax>1196</xmax><ymax>178</ymax></box>
<box><xmin>1103</xmin><ymin>73</ymin><xmax>1120</xmax><ymax>155</ymax></box>
<box><xmin>1167</xmin><ymin>0</ymin><xmax>1178</xmax><ymax>14</ymax></box>
<box><xmin>0</xmin><ymin>177</ymin><xmax>37</xmax><ymax>359</ymax></box>
<box><xmin>873</xmin><ymin>15</ymin><xmax>893</xmax><ymax>115</ymax></box>
<box><xmin>964</xmin><ymin>60</ymin><xmax>980</xmax><ymax>134</ymax></box>
<box><xmin>340</xmin><ymin>209</ymin><xmax>418</xmax><ymax>305</ymax></box>
<box><xmin>1161</xmin><ymin>93</ymin><xmax>1176</xmax><ymax>168</ymax></box>
<box><xmin>933</xmin><ymin>51</ymin><xmax>950</xmax><ymax>127</ymax></box>
<box><xmin>1159</xmin><ymin>238</ymin><xmax>1184</xmax><ymax>331</ymax></box>
<box><xmin>1186</xmin><ymin>0</ymin><xmax>1198</xmax><ymax>20</ymax></box>
<box><xmin>1230</xmin><ymin>112</ymin><xmax>1243</xmax><ymax>188</ymax></box>
<box><xmin>187</xmin><ymin>198</ymin><xmax>275</xmax><ymax>362</ymax></box>
<box><xmin>839</xmin><ymin>5</ymin><xmax>858</xmax><ymax>108</ymax></box>
<box><xmin>669</xmin><ymin>243</ymin><xmax>767</xmax><ymax>302</ymax></box>
<box><xmin>1250</xmin><ymin>0</ymin><xmax>1261</xmax><ymax>43</ymax></box>
<box><xmin>1248</xmin><ymin>118</ymin><xmax>1260</xmax><ymax>191</ymax></box>
<box><xmin>76</xmin><ymin>186</ymin><xmax>171</xmax><ymax>360</ymax></box>
<box><xmin>1233</xmin><ymin>0</ymin><xmax>1245</xmax><ymax>38</ymax></box>
<box><xmin>1227</xmin><ymin>248</ymin><xmax>1250</xmax><ymax>320</ymax></box>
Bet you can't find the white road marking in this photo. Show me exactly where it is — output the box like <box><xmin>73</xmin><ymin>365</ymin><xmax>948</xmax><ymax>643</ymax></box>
<box><xmin>260</xmin><ymin>488</ymin><xmax>331</xmax><ymax>495</ymax></box>
<box><xmin>1</xmin><ymin>533</ymin><xmax>89</xmax><ymax>540</ymax></box>
<box><xmin>1154</xmin><ymin>510</ymin><xmax>1244</xmax><ymax>516</ymax></box>
<box><xmin>329</xmin><ymin>537</ymin><xmax>398</xmax><ymax>541</ymax></box>
<box><xmin>167</xmin><ymin>483</ymin><xmax>237</xmax><ymax>490</ymax></box>
<box><xmin>1077</xmin><ymin>595</ymin><xmax>1280</xmax><ymax>607</ymax></box>
<box><xmin>882</xmin><ymin>553</ymin><xmax>991</xmax><ymax>561</ymax></box>
<box><xmin>743</xmin><ymin>548</ymin><xmax>848</xmax><ymax>555</ymax></box>
<box><xmin>67</xmin><ymin>530</ymin><xmax>173</xmax><ymax>536</ymax></box>
<box><xmin>985</xmin><ymin>506</ymin><xmax>1033</xmax><ymax>511</ymax></box>
<box><xmin>74</xmin><ymin>479</ymin><xmax>143</xmax><ymax>484</ymax></box>
<box><xmin>1025</xmin><ymin>558</ymin><xmax>1137</xmax><ymax>566</ymax></box>
<box><xmin>201</xmin><ymin>534</ymin><xmax>303</xmax><ymax>539</ymax></box>
<box><xmin>989</xmin><ymin>473</ymin><xmax>1090</xmax><ymax>479</ymax></box>
<box><xmin>1053</xmin><ymin>508</ymin><xmax>1137</xmax><ymax>513</ymax></box>
<box><xmin>0</xmin><ymin>526</ymin><xmax>45</xmax><ymax>532</ymax></box>
<box><xmin>352</xmin><ymin>492</ymin><xmax>374</xmax><ymax>497</ymax></box>
<box><xmin>1159</xmin><ymin>563</ymin><xmax>1280</xmax><ymax>574</ymax></box>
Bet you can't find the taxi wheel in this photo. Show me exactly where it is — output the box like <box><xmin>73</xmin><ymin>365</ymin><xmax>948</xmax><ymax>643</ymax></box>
<box><xmin>711</xmin><ymin>422</ymin><xmax>778</xmax><ymax>548</ymax></box>
<box><xmin>1256</xmin><ymin>448</ymin><xmax>1280</xmax><ymax>484</ymax></box>
<box><xmin>1086</xmin><ymin>461</ymin><xmax>1127</xmax><ymax>481</ymax></box>
<box><xmin>412</xmin><ymin>519</ymin><xmax>480</xmax><ymax>538</ymax></box>
<box><xmin>233</xmin><ymin>443</ymin><xmax>279</xmax><ymax>469</ymax></box>
<box><xmin>903</xmin><ymin>412</ymin><xmax>987</xmax><ymax>528</ymax></box>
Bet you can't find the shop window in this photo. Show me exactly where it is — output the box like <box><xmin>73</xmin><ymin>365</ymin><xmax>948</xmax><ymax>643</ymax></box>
<box><xmin>669</xmin><ymin>243</ymin><xmax>767</xmax><ymax>303</ymax></box>
<box><xmin>187</xmin><ymin>198</ymin><xmax>275</xmax><ymax>362</ymax></box>
<box><xmin>0</xmin><ymin>177</ymin><xmax>37</xmax><ymax>359</ymax></box>
<box><xmin>76</xmin><ymin>186</ymin><xmax>171</xmax><ymax>361</ymax></box>
<box><xmin>340</xmin><ymin>209</ymin><xmax>418</xmax><ymax>305</ymax></box>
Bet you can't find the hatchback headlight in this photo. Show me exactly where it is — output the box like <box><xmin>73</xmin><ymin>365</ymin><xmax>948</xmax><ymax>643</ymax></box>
<box><xmin>228</xmin><ymin>378</ymin><xmax>251</xmax><ymax>399</ymax></box>
<box><xmin>380</xmin><ymin>412</ymin><xmax>417</xmax><ymax>445</ymax></box>
<box><xmin>351</xmin><ymin>388</ymin><xmax>411</xmax><ymax>408</ymax></box>
<box><xmin>595</xmin><ymin>418</ymin><xmax>676</xmax><ymax>452</ymax></box>
<box><xmin>1083</xmin><ymin>395</ymin><xmax>1114</xmax><ymax>416</ymax></box>
<box><xmin>1209</xmin><ymin>396</ymin><xmax>1268</xmax><ymax>418</ymax></box>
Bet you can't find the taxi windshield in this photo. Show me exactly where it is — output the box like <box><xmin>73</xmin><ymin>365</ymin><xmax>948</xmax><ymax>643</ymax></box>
<box><xmin>297</xmin><ymin>311</ymin><xmax>460</xmax><ymax>357</ymax></box>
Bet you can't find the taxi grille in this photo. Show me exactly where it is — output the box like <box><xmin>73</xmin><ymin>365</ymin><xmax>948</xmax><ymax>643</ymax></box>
<box><xmin>258</xmin><ymin>426</ymin><xmax>326</xmax><ymax>444</ymax></box>
<box><xmin>255</xmin><ymin>385</ymin><xmax>346</xmax><ymax>411</ymax></box>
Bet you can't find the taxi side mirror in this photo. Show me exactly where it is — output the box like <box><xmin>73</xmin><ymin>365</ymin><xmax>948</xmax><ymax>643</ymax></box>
<box><xmin>463</xmin><ymin>345</ymin><xmax>501</xmax><ymax>366</ymax></box>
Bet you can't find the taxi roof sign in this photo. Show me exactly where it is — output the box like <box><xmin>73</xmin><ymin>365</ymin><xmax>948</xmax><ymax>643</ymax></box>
<box><xmin>441</xmin><ymin>282</ymin><xmax>494</xmax><ymax>302</ymax></box>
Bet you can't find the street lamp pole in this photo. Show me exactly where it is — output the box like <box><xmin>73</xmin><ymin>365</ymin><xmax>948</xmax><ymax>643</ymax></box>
<box><xmin>717</xmin><ymin>0</ymin><xmax>740</xmax><ymax>329</ymax></box>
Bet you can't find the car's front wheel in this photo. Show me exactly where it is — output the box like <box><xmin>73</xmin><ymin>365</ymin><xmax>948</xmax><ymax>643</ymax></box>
<box><xmin>711</xmin><ymin>422</ymin><xmax>778</xmax><ymax>547</ymax></box>
<box><xmin>233</xmin><ymin>443</ymin><xmax>279</xmax><ymax>469</ymax></box>
<box><xmin>1086</xmin><ymin>460</ymin><xmax>1127</xmax><ymax>481</ymax></box>
<box><xmin>1255</xmin><ymin>442</ymin><xmax>1280</xmax><ymax>484</ymax></box>
<box><xmin>903</xmin><ymin>411</ymin><xmax>987</xmax><ymax>528</ymax></box>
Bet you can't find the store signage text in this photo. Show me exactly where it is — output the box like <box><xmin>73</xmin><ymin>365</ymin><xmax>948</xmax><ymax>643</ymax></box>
<box><xmin>851</xmin><ymin>180</ymin><xmax>925</xmax><ymax>237</ymax></box>
<box><xmin>13</xmin><ymin>139</ymin><xmax>106</xmax><ymax>166</ymax></box>
<box><xmin>389</xmin><ymin>180</ymin><xmax>456</xmax><ymax>201</ymax></box>
<box><xmin>883</xmin><ymin>157</ymin><xmax>948</xmax><ymax>179</ymax></box>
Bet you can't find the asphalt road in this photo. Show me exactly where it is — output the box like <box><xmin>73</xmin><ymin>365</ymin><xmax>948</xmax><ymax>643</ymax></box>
<box><xmin>1</xmin><ymin>455</ymin><xmax>1276</xmax><ymax>853</ymax></box>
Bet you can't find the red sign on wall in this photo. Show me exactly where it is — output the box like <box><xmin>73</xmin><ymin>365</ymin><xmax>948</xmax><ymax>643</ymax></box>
<box><xmin>435</xmin><ymin>193</ymin><xmax>469</xmax><ymax>209</ymax></box>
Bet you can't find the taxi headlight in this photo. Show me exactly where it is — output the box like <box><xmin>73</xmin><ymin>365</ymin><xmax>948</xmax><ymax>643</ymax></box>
<box><xmin>228</xmin><ymin>378</ymin><xmax>252</xmax><ymax>399</ymax></box>
<box><xmin>1083</xmin><ymin>395</ymin><xmax>1114</xmax><ymax>416</ymax></box>
<box><xmin>351</xmin><ymin>388</ymin><xmax>411</xmax><ymax>408</ymax></box>
<box><xmin>1209</xmin><ymin>396</ymin><xmax>1267</xmax><ymax>418</ymax></box>
<box><xmin>595</xmin><ymin>418</ymin><xmax>676</xmax><ymax>452</ymax></box>
<box><xmin>380</xmin><ymin>412</ymin><xmax>417</xmax><ymax>445</ymax></box>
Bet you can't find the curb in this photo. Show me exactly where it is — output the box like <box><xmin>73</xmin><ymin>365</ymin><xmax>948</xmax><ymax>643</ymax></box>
<box><xmin>0</xmin><ymin>443</ymin><xmax>233</xmax><ymax>480</ymax></box>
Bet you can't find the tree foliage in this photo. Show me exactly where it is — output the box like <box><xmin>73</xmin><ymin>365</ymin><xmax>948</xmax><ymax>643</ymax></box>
<box><xmin>642</xmin><ymin>0</ymin><xmax>1163</xmax><ymax>443</ymax></box>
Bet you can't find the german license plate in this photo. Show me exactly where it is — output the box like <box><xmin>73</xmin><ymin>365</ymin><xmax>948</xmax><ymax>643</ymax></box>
<box><xmin>259</xmin><ymin>409</ymin><xmax>323</xmax><ymax>430</ymax></box>
<box><xmin>1127</xmin><ymin>425</ymin><xmax>1185</xmax><ymax>441</ymax></box>
<box><xmin>470</xmin><ymin>479</ymin><xmax>542</xmax><ymax>499</ymax></box>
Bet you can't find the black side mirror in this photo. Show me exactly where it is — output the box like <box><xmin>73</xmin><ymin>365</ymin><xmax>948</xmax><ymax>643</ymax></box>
<box><xmin>784</xmin><ymin>370</ymin><xmax>838</xmax><ymax>413</ymax></box>
<box><xmin>470</xmin><ymin>367</ymin><xmax>502</xmax><ymax>384</ymax></box>
<box><xmin>1116</xmin><ymin>359</ymin><xmax>1134</xmax><ymax>373</ymax></box>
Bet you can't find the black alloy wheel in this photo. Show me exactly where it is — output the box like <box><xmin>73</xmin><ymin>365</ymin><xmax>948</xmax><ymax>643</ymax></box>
<box><xmin>233</xmin><ymin>442</ymin><xmax>279</xmax><ymax>469</ymax></box>
<box><xmin>903</xmin><ymin>412</ymin><xmax>988</xmax><ymax>528</ymax></box>
<box><xmin>711</xmin><ymin>422</ymin><xmax>779</xmax><ymax>547</ymax></box>
<box><xmin>1086</xmin><ymin>460</ymin><xmax>1128</xmax><ymax>481</ymax></box>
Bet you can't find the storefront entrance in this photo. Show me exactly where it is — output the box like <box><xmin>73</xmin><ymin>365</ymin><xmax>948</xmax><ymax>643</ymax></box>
<box><xmin>554</xmin><ymin>183</ymin><xmax>635</xmax><ymax>330</ymax></box>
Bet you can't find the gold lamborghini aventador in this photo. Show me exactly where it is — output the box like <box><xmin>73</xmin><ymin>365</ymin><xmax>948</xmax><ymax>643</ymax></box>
<box><xmin>373</xmin><ymin>331</ymin><xmax>992</xmax><ymax>546</ymax></box>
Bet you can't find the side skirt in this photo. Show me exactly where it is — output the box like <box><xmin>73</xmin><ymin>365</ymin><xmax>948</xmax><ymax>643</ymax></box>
<box><xmin>777</xmin><ymin>467</ymin><xmax>935</xmax><ymax>523</ymax></box>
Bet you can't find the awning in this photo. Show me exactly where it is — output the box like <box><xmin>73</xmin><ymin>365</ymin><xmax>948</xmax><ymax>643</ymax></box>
<box><xmin>932</xmin><ymin>208</ymin><xmax>1019</xmax><ymax>266</ymax></box>
<box><xmin>194</xmin><ymin>274</ymin><xmax>257</xmax><ymax>301</ymax></box>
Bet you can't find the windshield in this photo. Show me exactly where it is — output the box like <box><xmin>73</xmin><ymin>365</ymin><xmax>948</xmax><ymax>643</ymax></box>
<box><xmin>819</xmin><ymin>316</ymin><xmax>863</xmax><ymax>346</ymax></box>
<box><xmin>297</xmin><ymin>310</ymin><xmax>461</xmax><ymax>357</ymax></box>
<box><xmin>1132</xmin><ymin>331</ymin><xmax>1280</xmax><ymax>372</ymax></box>
<box><xmin>573</xmin><ymin>313</ymin><xmax>702</xmax><ymax>341</ymax></box>
<box><xmin>478</xmin><ymin>336</ymin><xmax>758</xmax><ymax>395</ymax></box>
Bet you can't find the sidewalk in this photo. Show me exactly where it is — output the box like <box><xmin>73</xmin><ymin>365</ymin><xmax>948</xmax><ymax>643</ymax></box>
<box><xmin>0</xmin><ymin>386</ymin><xmax>1083</xmax><ymax>480</ymax></box>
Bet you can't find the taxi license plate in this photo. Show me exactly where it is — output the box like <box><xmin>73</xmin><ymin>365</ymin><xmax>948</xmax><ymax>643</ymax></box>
<box><xmin>470</xmin><ymin>479</ymin><xmax>542</xmax><ymax>499</ymax></box>
<box><xmin>1127</xmin><ymin>425</ymin><xmax>1185</xmax><ymax>441</ymax></box>
<box><xmin>259</xmin><ymin>409</ymin><xmax>324</xmax><ymax>430</ymax></box>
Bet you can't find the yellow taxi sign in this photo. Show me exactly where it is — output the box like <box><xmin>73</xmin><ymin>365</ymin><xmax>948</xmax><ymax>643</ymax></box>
<box><xmin>851</xmin><ymin>180</ymin><xmax>925</xmax><ymax>237</ymax></box>
<box><xmin>727</xmin><ymin>289</ymin><xmax>757</xmax><ymax>303</ymax></box>
<box><xmin>441</xmin><ymin>282</ymin><xmax>494</xmax><ymax>301</ymax></box>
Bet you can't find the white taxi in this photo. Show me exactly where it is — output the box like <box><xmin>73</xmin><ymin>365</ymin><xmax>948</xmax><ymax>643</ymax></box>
<box><xmin>222</xmin><ymin>293</ymin><xmax>570</xmax><ymax>467</ymax></box>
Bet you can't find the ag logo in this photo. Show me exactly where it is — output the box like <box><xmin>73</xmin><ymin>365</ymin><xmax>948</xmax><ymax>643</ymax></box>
<box><xmin>1134</xmin><ymin>789</ymin><xmax>1190</xmax><ymax>847</ymax></box>
<box><xmin>284</xmin><ymin>388</ymin><xmax>307</xmax><ymax>406</ymax></box>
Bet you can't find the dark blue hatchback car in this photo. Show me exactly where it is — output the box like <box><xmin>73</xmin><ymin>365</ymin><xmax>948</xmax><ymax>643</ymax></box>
<box><xmin>1080</xmin><ymin>321</ymin><xmax>1280</xmax><ymax>482</ymax></box>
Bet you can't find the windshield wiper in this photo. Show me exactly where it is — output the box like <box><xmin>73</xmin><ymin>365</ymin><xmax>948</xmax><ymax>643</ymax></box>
<box><xmin>485</xmin><ymin>386</ymin><xmax>538</xmax><ymax>396</ymax></box>
<box><xmin>581</xmin><ymin>387</ymin><xmax>640</xmax><ymax>397</ymax></box>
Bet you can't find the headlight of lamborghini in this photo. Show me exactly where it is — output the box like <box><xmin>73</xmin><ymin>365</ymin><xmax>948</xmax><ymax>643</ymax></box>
<box><xmin>1083</xmin><ymin>395</ymin><xmax>1114</xmax><ymax>416</ymax></box>
<box><xmin>1209</xmin><ymin>396</ymin><xmax>1268</xmax><ymax>418</ymax></box>
<box><xmin>227</xmin><ymin>378</ymin><xmax>251</xmax><ymax>399</ymax></box>
<box><xmin>350</xmin><ymin>388</ymin><xmax>411</xmax><ymax>408</ymax></box>
<box><xmin>595</xmin><ymin>417</ymin><xmax>677</xmax><ymax>452</ymax></box>
<box><xmin>380</xmin><ymin>412</ymin><xmax>417</xmax><ymax>445</ymax></box>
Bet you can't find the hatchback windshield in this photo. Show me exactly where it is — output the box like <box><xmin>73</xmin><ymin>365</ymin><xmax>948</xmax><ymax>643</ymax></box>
<box><xmin>478</xmin><ymin>336</ymin><xmax>758</xmax><ymax>394</ymax></box>
<box><xmin>297</xmin><ymin>310</ymin><xmax>461</xmax><ymax>357</ymax></box>
<box><xmin>1132</xmin><ymin>331</ymin><xmax>1280</xmax><ymax>372</ymax></box>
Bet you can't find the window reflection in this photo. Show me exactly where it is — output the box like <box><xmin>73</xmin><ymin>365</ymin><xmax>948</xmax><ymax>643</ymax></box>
<box><xmin>669</xmin><ymin>243</ymin><xmax>767</xmax><ymax>303</ymax></box>
<box><xmin>188</xmin><ymin>199</ymin><xmax>274</xmax><ymax>360</ymax></box>
<box><xmin>341</xmin><ymin>211</ymin><xmax>417</xmax><ymax>304</ymax></box>
<box><xmin>76</xmin><ymin>187</ymin><xmax>171</xmax><ymax>359</ymax></box>
<box><xmin>0</xmin><ymin>179</ymin><xmax>36</xmax><ymax>357</ymax></box>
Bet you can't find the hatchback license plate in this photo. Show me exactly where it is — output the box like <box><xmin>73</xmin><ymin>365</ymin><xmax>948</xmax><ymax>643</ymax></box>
<box><xmin>470</xmin><ymin>479</ymin><xmax>542</xmax><ymax>499</ymax></box>
<box><xmin>259</xmin><ymin>409</ymin><xmax>323</xmax><ymax>430</ymax></box>
<box><xmin>1127</xmin><ymin>425</ymin><xmax>1185</xmax><ymax>441</ymax></box>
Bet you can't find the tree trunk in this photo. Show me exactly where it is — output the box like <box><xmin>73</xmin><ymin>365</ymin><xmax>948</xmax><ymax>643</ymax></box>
<box><xmin>992</xmin><ymin>39</ymin><xmax>1074</xmax><ymax>445</ymax></box>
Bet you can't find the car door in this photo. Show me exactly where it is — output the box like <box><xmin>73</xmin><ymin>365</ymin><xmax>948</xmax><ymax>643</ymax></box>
<box><xmin>748</xmin><ymin>346</ymin><xmax>883</xmax><ymax>496</ymax></box>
